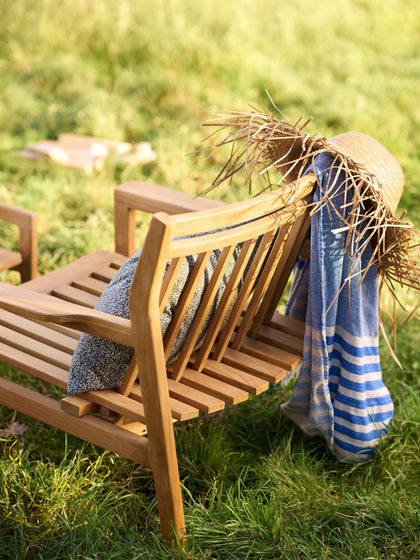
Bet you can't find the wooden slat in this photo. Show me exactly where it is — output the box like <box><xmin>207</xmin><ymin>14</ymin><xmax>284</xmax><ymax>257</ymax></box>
<box><xmin>256</xmin><ymin>325</ymin><xmax>304</xmax><ymax>355</ymax></box>
<box><xmin>129</xmin><ymin>383</ymin><xmax>199</xmax><ymax>421</ymax></box>
<box><xmin>21</xmin><ymin>250</ymin><xmax>121</xmax><ymax>293</ymax></box>
<box><xmin>118</xmin><ymin>358</ymin><xmax>139</xmax><ymax>396</ymax></box>
<box><xmin>202</xmin><ymin>359</ymin><xmax>269</xmax><ymax>395</ymax></box>
<box><xmin>241</xmin><ymin>336</ymin><xmax>302</xmax><ymax>371</ymax></box>
<box><xmin>211</xmin><ymin>231</ymin><xmax>276</xmax><ymax>361</ymax></box>
<box><xmin>181</xmin><ymin>368</ymin><xmax>249</xmax><ymax>405</ymax></box>
<box><xmin>31</xmin><ymin>320</ymin><xmax>81</xmax><ymax>340</ymax></box>
<box><xmin>51</xmin><ymin>285</ymin><xmax>99</xmax><ymax>308</ymax></box>
<box><xmin>80</xmin><ymin>389</ymin><xmax>146</xmax><ymax>423</ymax></box>
<box><xmin>159</xmin><ymin>257</ymin><xmax>184</xmax><ymax>315</ymax></box>
<box><xmin>269</xmin><ymin>312</ymin><xmax>306</xmax><ymax>338</ymax></box>
<box><xmin>0</xmin><ymin>341</ymin><xmax>68</xmax><ymax>387</ymax></box>
<box><xmin>251</xmin><ymin>210</ymin><xmax>312</xmax><ymax>332</ymax></box>
<box><xmin>232</xmin><ymin>226</ymin><xmax>289</xmax><ymax>350</ymax></box>
<box><xmin>167</xmin><ymin>378</ymin><xmax>225</xmax><ymax>414</ymax></box>
<box><xmin>299</xmin><ymin>237</ymin><xmax>311</xmax><ymax>260</ymax></box>
<box><xmin>91</xmin><ymin>264</ymin><xmax>122</xmax><ymax>283</ymax></box>
<box><xmin>221</xmin><ymin>347</ymin><xmax>286</xmax><ymax>384</ymax></box>
<box><xmin>164</xmin><ymin>251</ymin><xmax>212</xmax><ymax>362</ymax></box>
<box><xmin>0</xmin><ymin>309</ymin><xmax>78</xmax><ymax>353</ymax></box>
<box><xmin>171</xmin><ymin>245</ymin><xmax>236</xmax><ymax>380</ymax></box>
<box><xmin>72</xmin><ymin>276</ymin><xmax>111</xmax><ymax>297</ymax></box>
<box><xmin>192</xmin><ymin>238</ymin><xmax>258</xmax><ymax>372</ymax></box>
<box><xmin>0</xmin><ymin>324</ymin><xmax>73</xmax><ymax>369</ymax></box>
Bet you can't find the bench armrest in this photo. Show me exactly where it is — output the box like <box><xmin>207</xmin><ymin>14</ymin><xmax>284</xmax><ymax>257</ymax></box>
<box><xmin>0</xmin><ymin>283</ymin><xmax>132</xmax><ymax>346</ymax></box>
<box><xmin>114</xmin><ymin>181</ymin><xmax>224</xmax><ymax>256</ymax></box>
<box><xmin>0</xmin><ymin>203</ymin><xmax>38</xmax><ymax>281</ymax></box>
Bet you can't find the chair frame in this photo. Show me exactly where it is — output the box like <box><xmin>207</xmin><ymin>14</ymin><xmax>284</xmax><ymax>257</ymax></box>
<box><xmin>0</xmin><ymin>202</ymin><xmax>38</xmax><ymax>282</ymax></box>
<box><xmin>0</xmin><ymin>174</ymin><xmax>316</xmax><ymax>542</ymax></box>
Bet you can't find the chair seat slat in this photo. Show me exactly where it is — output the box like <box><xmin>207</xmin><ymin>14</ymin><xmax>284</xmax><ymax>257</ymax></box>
<box><xmin>269</xmin><ymin>312</ymin><xmax>306</xmax><ymax>338</ymax></box>
<box><xmin>181</xmin><ymin>368</ymin><xmax>249</xmax><ymax>405</ymax></box>
<box><xmin>0</xmin><ymin>341</ymin><xmax>68</xmax><ymax>387</ymax></box>
<box><xmin>91</xmin><ymin>263</ymin><xmax>123</xmax><ymax>283</ymax></box>
<box><xmin>80</xmin><ymin>389</ymin><xmax>146</xmax><ymax>423</ymax></box>
<box><xmin>0</xmin><ymin>323</ymin><xmax>72</xmax><ymax>370</ymax></box>
<box><xmin>129</xmin><ymin>383</ymin><xmax>200</xmax><ymax>421</ymax></box>
<box><xmin>256</xmin><ymin>325</ymin><xmax>304</xmax><ymax>355</ymax></box>
<box><xmin>0</xmin><ymin>308</ymin><xmax>79</xmax><ymax>353</ymax></box>
<box><xmin>221</xmin><ymin>347</ymin><xmax>287</xmax><ymax>384</ymax></box>
<box><xmin>202</xmin><ymin>358</ymin><xmax>269</xmax><ymax>395</ymax></box>
<box><xmin>241</xmin><ymin>336</ymin><xmax>302</xmax><ymax>371</ymax></box>
<box><xmin>167</xmin><ymin>378</ymin><xmax>225</xmax><ymax>414</ymax></box>
<box><xmin>52</xmin><ymin>285</ymin><xmax>99</xmax><ymax>308</ymax></box>
<box><xmin>72</xmin><ymin>276</ymin><xmax>111</xmax><ymax>297</ymax></box>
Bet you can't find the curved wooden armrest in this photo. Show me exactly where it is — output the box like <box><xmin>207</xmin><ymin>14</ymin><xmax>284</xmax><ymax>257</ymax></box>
<box><xmin>114</xmin><ymin>181</ymin><xmax>224</xmax><ymax>256</ymax></box>
<box><xmin>0</xmin><ymin>203</ymin><xmax>38</xmax><ymax>281</ymax></box>
<box><xmin>0</xmin><ymin>283</ymin><xmax>132</xmax><ymax>346</ymax></box>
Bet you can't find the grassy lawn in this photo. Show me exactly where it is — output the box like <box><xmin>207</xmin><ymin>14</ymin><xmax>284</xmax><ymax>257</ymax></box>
<box><xmin>0</xmin><ymin>1</ymin><xmax>419</xmax><ymax>558</ymax></box>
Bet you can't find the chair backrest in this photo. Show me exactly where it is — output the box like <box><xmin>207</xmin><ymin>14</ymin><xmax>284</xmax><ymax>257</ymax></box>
<box><xmin>128</xmin><ymin>174</ymin><xmax>316</xmax><ymax>391</ymax></box>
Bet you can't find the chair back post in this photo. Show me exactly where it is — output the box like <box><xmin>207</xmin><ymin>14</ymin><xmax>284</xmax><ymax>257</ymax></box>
<box><xmin>129</xmin><ymin>212</ymin><xmax>186</xmax><ymax>542</ymax></box>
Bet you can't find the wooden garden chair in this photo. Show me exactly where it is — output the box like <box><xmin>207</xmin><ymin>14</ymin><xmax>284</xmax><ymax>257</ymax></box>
<box><xmin>0</xmin><ymin>173</ymin><xmax>316</xmax><ymax>543</ymax></box>
<box><xmin>0</xmin><ymin>202</ymin><xmax>38</xmax><ymax>282</ymax></box>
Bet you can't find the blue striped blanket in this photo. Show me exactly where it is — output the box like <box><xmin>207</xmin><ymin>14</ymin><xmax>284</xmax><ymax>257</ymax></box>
<box><xmin>281</xmin><ymin>152</ymin><xmax>394</xmax><ymax>462</ymax></box>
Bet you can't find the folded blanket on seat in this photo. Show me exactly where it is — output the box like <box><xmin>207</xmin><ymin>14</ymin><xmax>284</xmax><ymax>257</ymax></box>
<box><xmin>282</xmin><ymin>152</ymin><xmax>394</xmax><ymax>462</ymax></box>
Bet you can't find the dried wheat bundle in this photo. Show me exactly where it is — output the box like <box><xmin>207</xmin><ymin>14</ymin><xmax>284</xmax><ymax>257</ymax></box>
<box><xmin>203</xmin><ymin>108</ymin><xmax>420</xmax><ymax>308</ymax></box>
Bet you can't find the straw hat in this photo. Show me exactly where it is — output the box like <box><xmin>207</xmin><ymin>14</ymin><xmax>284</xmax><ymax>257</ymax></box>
<box><xmin>204</xmin><ymin>108</ymin><xmax>420</xmax><ymax>300</ymax></box>
<box><xmin>327</xmin><ymin>131</ymin><xmax>404</xmax><ymax>213</ymax></box>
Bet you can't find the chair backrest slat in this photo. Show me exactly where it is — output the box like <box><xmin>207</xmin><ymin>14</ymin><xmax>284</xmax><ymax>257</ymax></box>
<box><xmin>159</xmin><ymin>257</ymin><xmax>184</xmax><ymax>315</ymax></box>
<box><xmin>230</xmin><ymin>224</ymin><xmax>291</xmax><ymax>351</ymax></box>
<box><xmin>163</xmin><ymin>251</ymin><xmax>213</xmax><ymax>361</ymax></box>
<box><xmin>192</xmin><ymin>237</ymin><xmax>259</xmax><ymax>371</ymax></box>
<box><xmin>170</xmin><ymin>245</ymin><xmax>237</xmax><ymax>381</ymax></box>
<box><xmin>210</xmin><ymin>230</ymin><xmax>278</xmax><ymax>362</ymax></box>
<box><xmin>250</xmin><ymin>211</ymin><xmax>311</xmax><ymax>336</ymax></box>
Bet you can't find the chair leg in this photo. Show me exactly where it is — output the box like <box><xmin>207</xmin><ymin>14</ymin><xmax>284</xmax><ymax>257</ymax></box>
<box><xmin>138</xmin><ymin>356</ymin><xmax>186</xmax><ymax>541</ymax></box>
<box><xmin>149</xmin><ymin>430</ymin><xmax>186</xmax><ymax>543</ymax></box>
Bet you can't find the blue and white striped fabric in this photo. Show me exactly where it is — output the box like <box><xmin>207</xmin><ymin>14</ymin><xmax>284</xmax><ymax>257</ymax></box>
<box><xmin>281</xmin><ymin>153</ymin><xmax>394</xmax><ymax>462</ymax></box>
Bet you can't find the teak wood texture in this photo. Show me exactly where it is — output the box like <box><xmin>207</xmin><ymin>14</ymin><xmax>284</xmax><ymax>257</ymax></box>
<box><xmin>0</xmin><ymin>174</ymin><xmax>316</xmax><ymax>542</ymax></box>
<box><xmin>0</xmin><ymin>202</ymin><xmax>38</xmax><ymax>282</ymax></box>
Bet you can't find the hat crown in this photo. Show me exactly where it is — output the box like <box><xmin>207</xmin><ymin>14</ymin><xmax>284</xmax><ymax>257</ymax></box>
<box><xmin>327</xmin><ymin>132</ymin><xmax>404</xmax><ymax>213</ymax></box>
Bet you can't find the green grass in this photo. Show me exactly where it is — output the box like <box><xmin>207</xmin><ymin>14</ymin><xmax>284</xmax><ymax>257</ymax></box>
<box><xmin>0</xmin><ymin>0</ymin><xmax>419</xmax><ymax>558</ymax></box>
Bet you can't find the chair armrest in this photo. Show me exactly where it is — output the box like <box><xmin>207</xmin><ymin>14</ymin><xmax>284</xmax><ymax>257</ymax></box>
<box><xmin>0</xmin><ymin>283</ymin><xmax>132</xmax><ymax>346</ymax></box>
<box><xmin>0</xmin><ymin>203</ymin><xmax>38</xmax><ymax>281</ymax></box>
<box><xmin>114</xmin><ymin>181</ymin><xmax>225</xmax><ymax>256</ymax></box>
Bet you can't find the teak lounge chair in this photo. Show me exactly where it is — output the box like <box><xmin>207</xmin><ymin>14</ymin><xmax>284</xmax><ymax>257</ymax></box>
<box><xmin>0</xmin><ymin>202</ymin><xmax>37</xmax><ymax>282</ymax></box>
<box><xmin>0</xmin><ymin>174</ymin><xmax>316</xmax><ymax>542</ymax></box>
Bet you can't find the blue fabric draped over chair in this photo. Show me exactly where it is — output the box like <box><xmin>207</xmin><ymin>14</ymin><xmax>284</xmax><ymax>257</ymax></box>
<box><xmin>282</xmin><ymin>153</ymin><xmax>394</xmax><ymax>462</ymax></box>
